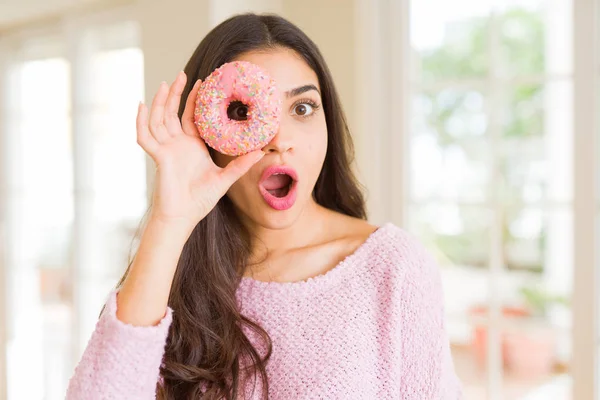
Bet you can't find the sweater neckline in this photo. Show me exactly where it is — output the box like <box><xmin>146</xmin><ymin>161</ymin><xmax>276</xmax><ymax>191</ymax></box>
<box><xmin>237</xmin><ymin>222</ymin><xmax>393</xmax><ymax>295</ymax></box>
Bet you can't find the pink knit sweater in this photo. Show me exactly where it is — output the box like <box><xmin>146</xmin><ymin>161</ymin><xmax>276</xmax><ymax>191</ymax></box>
<box><xmin>66</xmin><ymin>222</ymin><xmax>463</xmax><ymax>399</ymax></box>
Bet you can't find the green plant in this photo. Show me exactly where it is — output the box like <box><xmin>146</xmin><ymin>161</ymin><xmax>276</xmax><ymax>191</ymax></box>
<box><xmin>518</xmin><ymin>284</ymin><xmax>569</xmax><ymax>317</ymax></box>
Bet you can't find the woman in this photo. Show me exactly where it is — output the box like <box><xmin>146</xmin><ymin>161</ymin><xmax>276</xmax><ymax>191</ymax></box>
<box><xmin>66</xmin><ymin>13</ymin><xmax>462</xmax><ymax>400</ymax></box>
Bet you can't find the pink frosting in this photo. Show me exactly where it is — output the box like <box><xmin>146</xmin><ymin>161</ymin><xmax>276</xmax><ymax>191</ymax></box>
<box><xmin>194</xmin><ymin>61</ymin><xmax>281</xmax><ymax>156</ymax></box>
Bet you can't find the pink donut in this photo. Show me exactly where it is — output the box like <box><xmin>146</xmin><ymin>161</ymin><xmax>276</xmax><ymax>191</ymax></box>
<box><xmin>194</xmin><ymin>61</ymin><xmax>281</xmax><ymax>156</ymax></box>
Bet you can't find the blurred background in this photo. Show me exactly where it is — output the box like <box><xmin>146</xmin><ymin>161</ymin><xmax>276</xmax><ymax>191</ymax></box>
<box><xmin>0</xmin><ymin>0</ymin><xmax>598</xmax><ymax>399</ymax></box>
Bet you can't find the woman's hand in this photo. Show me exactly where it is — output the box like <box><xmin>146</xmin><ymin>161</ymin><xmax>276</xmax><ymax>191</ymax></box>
<box><xmin>136</xmin><ymin>71</ymin><xmax>264</xmax><ymax>227</ymax></box>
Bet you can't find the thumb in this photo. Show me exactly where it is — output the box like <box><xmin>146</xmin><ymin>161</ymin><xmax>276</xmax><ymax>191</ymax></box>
<box><xmin>218</xmin><ymin>150</ymin><xmax>265</xmax><ymax>189</ymax></box>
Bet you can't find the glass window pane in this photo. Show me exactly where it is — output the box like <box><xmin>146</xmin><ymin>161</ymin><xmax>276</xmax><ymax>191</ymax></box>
<box><xmin>501</xmin><ymin>80</ymin><xmax>573</xmax><ymax>206</ymax></box>
<box><xmin>89</xmin><ymin>47</ymin><xmax>146</xmax><ymax>235</ymax></box>
<box><xmin>503</xmin><ymin>207</ymin><xmax>572</xmax><ymax>398</ymax></box>
<box><xmin>408</xmin><ymin>204</ymin><xmax>491</xmax><ymax>269</ymax></box>
<box><xmin>499</xmin><ymin>6</ymin><xmax>546</xmax><ymax>78</ymax></box>
<box><xmin>410</xmin><ymin>0</ymin><xmax>492</xmax><ymax>84</ymax></box>
<box><xmin>411</xmin><ymin>88</ymin><xmax>491</xmax><ymax>202</ymax></box>
<box><xmin>6</xmin><ymin>57</ymin><xmax>73</xmax><ymax>400</ymax></box>
<box><xmin>407</xmin><ymin>204</ymin><xmax>493</xmax><ymax>397</ymax></box>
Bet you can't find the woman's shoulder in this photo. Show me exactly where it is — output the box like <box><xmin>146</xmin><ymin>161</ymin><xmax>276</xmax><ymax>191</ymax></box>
<box><xmin>359</xmin><ymin>221</ymin><xmax>440</xmax><ymax>277</ymax></box>
<box><xmin>324</xmin><ymin>213</ymin><xmax>439</xmax><ymax>279</ymax></box>
<box><xmin>326</xmin><ymin>214</ymin><xmax>429</xmax><ymax>260</ymax></box>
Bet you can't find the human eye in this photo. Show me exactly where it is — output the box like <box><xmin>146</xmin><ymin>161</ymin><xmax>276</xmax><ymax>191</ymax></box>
<box><xmin>227</xmin><ymin>101</ymin><xmax>249</xmax><ymax>121</ymax></box>
<box><xmin>290</xmin><ymin>99</ymin><xmax>320</xmax><ymax>118</ymax></box>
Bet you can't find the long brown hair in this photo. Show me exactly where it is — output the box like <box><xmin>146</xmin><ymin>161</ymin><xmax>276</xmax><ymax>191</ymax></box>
<box><xmin>115</xmin><ymin>13</ymin><xmax>367</xmax><ymax>399</ymax></box>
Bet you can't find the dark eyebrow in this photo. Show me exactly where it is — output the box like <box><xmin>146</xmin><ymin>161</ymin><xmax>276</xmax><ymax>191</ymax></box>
<box><xmin>285</xmin><ymin>84</ymin><xmax>320</xmax><ymax>98</ymax></box>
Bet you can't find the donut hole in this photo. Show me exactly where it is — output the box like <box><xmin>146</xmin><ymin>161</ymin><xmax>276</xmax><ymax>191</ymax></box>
<box><xmin>227</xmin><ymin>100</ymin><xmax>250</xmax><ymax>121</ymax></box>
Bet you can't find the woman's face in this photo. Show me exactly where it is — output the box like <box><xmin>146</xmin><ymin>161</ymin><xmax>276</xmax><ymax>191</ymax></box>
<box><xmin>212</xmin><ymin>48</ymin><xmax>328</xmax><ymax>230</ymax></box>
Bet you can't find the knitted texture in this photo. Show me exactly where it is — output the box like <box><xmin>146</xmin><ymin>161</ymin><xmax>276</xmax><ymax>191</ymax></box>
<box><xmin>66</xmin><ymin>285</ymin><xmax>172</xmax><ymax>399</ymax></box>
<box><xmin>66</xmin><ymin>222</ymin><xmax>463</xmax><ymax>399</ymax></box>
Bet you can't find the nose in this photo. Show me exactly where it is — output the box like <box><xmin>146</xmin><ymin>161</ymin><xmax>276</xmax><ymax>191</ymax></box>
<box><xmin>262</xmin><ymin>124</ymin><xmax>294</xmax><ymax>154</ymax></box>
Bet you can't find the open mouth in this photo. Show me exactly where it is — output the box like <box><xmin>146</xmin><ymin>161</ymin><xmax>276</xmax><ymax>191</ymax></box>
<box><xmin>259</xmin><ymin>166</ymin><xmax>299</xmax><ymax>211</ymax></box>
<box><xmin>263</xmin><ymin>173</ymin><xmax>293</xmax><ymax>198</ymax></box>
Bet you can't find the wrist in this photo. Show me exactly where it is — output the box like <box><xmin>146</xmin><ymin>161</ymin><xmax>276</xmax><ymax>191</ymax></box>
<box><xmin>146</xmin><ymin>212</ymin><xmax>198</xmax><ymax>236</ymax></box>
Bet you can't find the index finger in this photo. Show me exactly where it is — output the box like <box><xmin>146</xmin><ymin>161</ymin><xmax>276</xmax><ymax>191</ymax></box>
<box><xmin>182</xmin><ymin>79</ymin><xmax>203</xmax><ymax>137</ymax></box>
